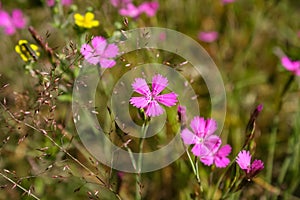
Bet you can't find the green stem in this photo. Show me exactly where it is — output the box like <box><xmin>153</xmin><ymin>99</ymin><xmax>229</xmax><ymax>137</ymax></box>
<box><xmin>265</xmin><ymin>74</ymin><xmax>295</xmax><ymax>199</ymax></box>
<box><xmin>135</xmin><ymin>121</ymin><xmax>149</xmax><ymax>200</ymax></box>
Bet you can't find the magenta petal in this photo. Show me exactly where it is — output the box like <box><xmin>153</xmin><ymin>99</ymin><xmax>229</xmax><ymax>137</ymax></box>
<box><xmin>145</xmin><ymin>100</ymin><xmax>163</xmax><ymax>117</ymax></box>
<box><xmin>198</xmin><ymin>31</ymin><xmax>218</xmax><ymax>43</ymax></box>
<box><xmin>191</xmin><ymin>143</ymin><xmax>210</xmax><ymax>157</ymax></box>
<box><xmin>138</xmin><ymin>1</ymin><xmax>159</xmax><ymax>17</ymax></box>
<box><xmin>205</xmin><ymin>119</ymin><xmax>218</xmax><ymax>136</ymax></box>
<box><xmin>204</xmin><ymin>135</ymin><xmax>221</xmax><ymax>152</ymax></box>
<box><xmin>92</xmin><ymin>36</ymin><xmax>107</xmax><ymax>55</ymax></box>
<box><xmin>81</xmin><ymin>44</ymin><xmax>99</xmax><ymax>65</ymax></box>
<box><xmin>99</xmin><ymin>58</ymin><xmax>116</xmax><ymax>68</ymax></box>
<box><xmin>217</xmin><ymin>144</ymin><xmax>232</xmax><ymax>157</ymax></box>
<box><xmin>119</xmin><ymin>3</ymin><xmax>141</xmax><ymax>18</ymax></box>
<box><xmin>132</xmin><ymin>78</ymin><xmax>151</xmax><ymax>96</ymax></box>
<box><xmin>4</xmin><ymin>26</ymin><xmax>15</xmax><ymax>35</ymax></box>
<box><xmin>295</xmin><ymin>68</ymin><xmax>300</xmax><ymax>76</ymax></box>
<box><xmin>151</xmin><ymin>74</ymin><xmax>168</xmax><ymax>96</ymax></box>
<box><xmin>281</xmin><ymin>56</ymin><xmax>300</xmax><ymax>71</ymax></box>
<box><xmin>80</xmin><ymin>44</ymin><xmax>93</xmax><ymax>56</ymax></box>
<box><xmin>181</xmin><ymin>129</ymin><xmax>197</xmax><ymax>145</ymax></box>
<box><xmin>61</xmin><ymin>0</ymin><xmax>73</xmax><ymax>6</ymax></box>
<box><xmin>200</xmin><ymin>155</ymin><xmax>214</xmax><ymax>166</ymax></box>
<box><xmin>190</xmin><ymin>117</ymin><xmax>206</xmax><ymax>137</ymax></box>
<box><xmin>0</xmin><ymin>11</ymin><xmax>11</xmax><ymax>27</ymax></box>
<box><xmin>251</xmin><ymin>160</ymin><xmax>264</xmax><ymax>173</ymax></box>
<box><xmin>46</xmin><ymin>0</ymin><xmax>55</xmax><ymax>6</ymax></box>
<box><xmin>215</xmin><ymin>156</ymin><xmax>230</xmax><ymax>168</ymax></box>
<box><xmin>103</xmin><ymin>43</ymin><xmax>119</xmax><ymax>58</ymax></box>
<box><xmin>130</xmin><ymin>96</ymin><xmax>148</xmax><ymax>109</ymax></box>
<box><xmin>12</xmin><ymin>9</ymin><xmax>26</xmax><ymax>28</ymax></box>
<box><xmin>155</xmin><ymin>92</ymin><xmax>178</xmax><ymax>107</ymax></box>
<box><xmin>236</xmin><ymin>150</ymin><xmax>251</xmax><ymax>170</ymax></box>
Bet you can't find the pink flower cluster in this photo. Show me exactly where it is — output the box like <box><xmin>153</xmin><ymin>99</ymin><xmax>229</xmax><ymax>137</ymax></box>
<box><xmin>181</xmin><ymin>117</ymin><xmax>231</xmax><ymax>168</ymax></box>
<box><xmin>130</xmin><ymin>74</ymin><xmax>178</xmax><ymax>117</ymax></box>
<box><xmin>111</xmin><ymin>0</ymin><xmax>159</xmax><ymax>18</ymax></box>
<box><xmin>0</xmin><ymin>7</ymin><xmax>26</xmax><ymax>35</ymax></box>
<box><xmin>80</xmin><ymin>36</ymin><xmax>119</xmax><ymax>68</ymax></box>
<box><xmin>236</xmin><ymin>150</ymin><xmax>264</xmax><ymax>179</ymax></box>
<box><xmin>198</xmin><ymin>31</ymin><xmax>219</xmax><ymax>43</ymax></box>
<box><xmin>280</xmin><ymin>55</ymin><xmax>300</xmax><ymax>76</ymax></box>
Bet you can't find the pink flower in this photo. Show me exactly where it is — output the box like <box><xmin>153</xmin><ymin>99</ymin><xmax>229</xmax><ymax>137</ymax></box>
<box><xmin>0</xmin><ymin>9</ymin><xmax>26</xmax><ymax>35</ymax></box>
<box><xmin>177</xmin><ymin>105</ymin><xmax>187</xmax><ymax>125</ymax></box>
<box><xmin>222</xmin><ymin>0</ymin><xmax>236</xmax><ymax>4</ymax></box>
<box><xmin>281</xmin><ymin>56</ymin><xmax>300</xmax><ymax>76</ymax></box>
<box><xmin>130</xmin><ymin>74</ymin><xmax>178</xmax><ymax>117</ymax></box>
<box><xmin>181</xmin><ymin>117</ymin><xmax>221</xmax><ymax>159</ymax></box>
<box><xmin>110</xmin><ymin>0</ymin><xmax>132</xmax><ymax>7</ymax></box>
<box><xmin>236</xmin><ymin>150</ymin><xmax>264</xmax><ymax>178</ymax></box>
<box><xmin>213</xmin><ymin>144</ymin><xmax>231</xmax><ymax>167</ymax></box>
<box><xmin>201</xmin><ymin>144</ymin><xmax>231</xmax><ymax>168</ymax></box>
<box><xmin>198</xmin><ymin>31</ymin><xmax>219</xmax><ymax>43</ymax></box>
<box><xmin>119</xmin><ymin>3</ymin><xmax>141</xmax><ymax>18</ymax></box>
<box><xmin>138</xmin><ymin>1</ymin><xmax>159</xmax><ymax>17</ymax></box>
<box><xmin>46</xmin><ymin>0</ymin><xmax>55</xmax><ymax>6</ymax></box>
<box><xmin>80</xmin><ymin>36</ymin><xmax>119</xmax><ymax>68</ymax></box>
<box><xmin>116</xmin><ymin>1</ymin><xmax>159</xmax><ymax>18</ymax></box>
<box><xmin>61</xmin><ymin>0</ymin><xmax>73</xmax><ymax>6</ymax></box>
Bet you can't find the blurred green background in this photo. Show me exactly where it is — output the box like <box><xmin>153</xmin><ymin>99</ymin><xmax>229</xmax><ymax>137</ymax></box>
<box><xmin>0</xmin><ymin>0</ymin><xmax>300</xmax><ymax>199</ymax></box>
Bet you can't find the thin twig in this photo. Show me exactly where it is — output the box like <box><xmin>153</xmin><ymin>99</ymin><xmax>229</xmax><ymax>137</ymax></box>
<box><xmin>0</xmin><ymin>172</ymin><xmax>40</xmax><ymax>200</ymax></box>
<box><xmin>0</xmin><ymin>101</ymin><xmax>122</xmax><ymax>200</ymax></box>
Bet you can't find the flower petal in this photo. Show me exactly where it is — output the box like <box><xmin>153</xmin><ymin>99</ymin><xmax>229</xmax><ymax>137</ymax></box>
<box><xmin>132</xmin><ymin>78</ymin><xmax>151</xmax><ymax>96</ymax></box>
<box><xmin>145</xmin><ymin>100</ymin><xmax>163</xmax><ymax>117</ymax></box>
<box><xmin>151</xmin><ymin>74</ymin><xmax>168</xmax><ymax>96</ymax></box>
<box><xmin>119</xmin><ymin>3</ymin><xmax>141</xmax><ymax>18</ymax></box>
<box><xmin>205</xmin><ymin>118</ymin><xmax>218</xmax><ymax>136</ymax></box>
<box><xmin>103</xmin><ymin>43</ymin><xmax>119</xmax><ymax>58</ymax></box>
<box><xmin>190</xmin><ymin>116</ymin><xmax>206</xmax><ymax>137</ymax></box>
<box><xmin>249</xmin><ymin>159</ymin><xmax>264</xmax><ymax>177</ymax></box>
<box><xmin>0</xmin><ymin>10</ymin><xmax>12</xmax><ymax>27</ymax></box>
<box><xmin>214</xmin><ymin>156</ymin><xmax>230</xmax><ymax>168</ymax></box>
<box><xmin>92</xmin><ymin>36</ymin><xmax>107</xmax><ymax>55</ymax></box>
<box><xmin>191</xmin><ymin>143</ymin><xmax>210</xmax><ymax>157</ymax></box>
<box><xmin>214</xmin><ymin>144</ymin><xmax>232</xmax><ymax>168</ymax></box>
<box><xmin>99</xmin><ymin>58</ymin><xmax>116</xmax><ymax>68</ymax></box>
<box><xmin>80</xmin><ymin>44</ymin><xmax>99</xmax><ymax>65</ymax></box>
<box><xmin>281</xmin><ymin>56</ymin><xmax>300</xmax><ymax>71</ymax></box>
<box><xmin>216</xmin><ymin>144</ymin><xmax>232</xmax><ymax>157</ymax></box>
<box><xmin>181</xmin><ymin>128</ymin><xmax>197</xmax><ymax>145</ymax></box>
<box><xmin>200</xmin><ymin>154</ymin><xmax>214</xmax><ymax>166</ymax></box>
<box><xmin>138</xmin><ymin>1</ymin><xmax>159</xmax><ymax>17</ymax></box>
<box><xmin>130</xmin><ymin>96</ymin><xmax>149</xmax><ymax>108</ymax></box>
<box><xmin>11</xmin><ymin>9</ymin><xmax>26</xmax><ymax>28</ymax></box>
<box><xmin>155</xmin><ymin>92</ymin><xmax>178</xmax><ymax>107</ymax></box>
<box><xmin>204</xmin><ymin>135</ymin><xmax>221</xmax><ymax>153</ymax></box>
<box><xmin>236</xmin><ymin>150</ymin><xmax>251</xmax><ymax>170</ymax></box>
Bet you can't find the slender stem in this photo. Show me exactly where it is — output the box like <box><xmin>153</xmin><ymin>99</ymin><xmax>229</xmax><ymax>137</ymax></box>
<box><xmin>186</xmin><ymin>149</ymin><xmax>197</xmax><ymax>175</ymax></box>
<box><xmin>0</xmin><ymin>102</ymin><xmax>122</xmax><ymax>200</ymax></box>
<box><xmin>0</xmin><ymin>172</ymin><xmax>40</xmax><ymax>200</ymax></box>
<box><xmin>195</xmin><ymin>159</ymin><xmax>203</xmax><ymax>193</ymax></box>
<box><xmin>266</xmin><ymin>74</ymin><xmax>294</xmax><ymax>185</ymax></box>
<box><xmin>135</xmin><ymin>121</ymin><xmax>149</xmax><ymax>200</ymax></box>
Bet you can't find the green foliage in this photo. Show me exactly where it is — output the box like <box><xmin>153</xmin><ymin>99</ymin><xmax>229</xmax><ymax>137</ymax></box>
<box><xmin>0</xmin><ymin>0</ymin><xmax>300</xmax><ymax>199</ymax></box>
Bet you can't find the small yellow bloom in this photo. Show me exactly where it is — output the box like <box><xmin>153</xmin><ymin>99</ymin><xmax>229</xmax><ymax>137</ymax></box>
<box><xmin>15</xmin><ymin>40</ymin><xmax>40</xmax><ymax>62</ymax></box>
<box><xmin>74</xmin><ymin>12</ymin><xmax>99</xmax><ymax>29</ymax></box>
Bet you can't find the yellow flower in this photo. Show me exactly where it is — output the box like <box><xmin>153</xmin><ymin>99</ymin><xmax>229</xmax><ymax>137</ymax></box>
<box><xmin>15</xmin><ymin>40</ymin><xmax>40</xmax><ymax>62</ymax></box>
<box><xmin>74</xmin><ymin>12</ymin><xmax>99</xmax><ymax>29</ymax></box>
